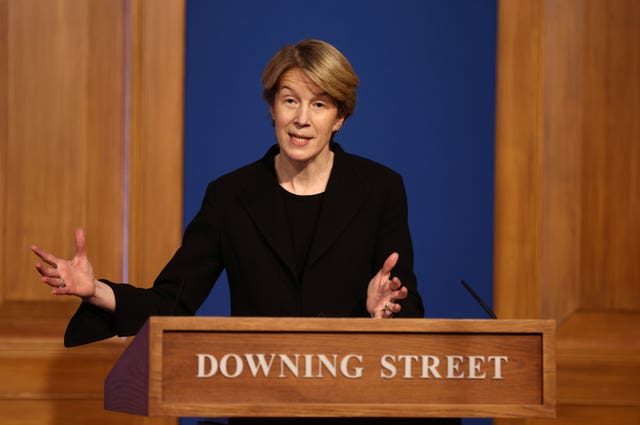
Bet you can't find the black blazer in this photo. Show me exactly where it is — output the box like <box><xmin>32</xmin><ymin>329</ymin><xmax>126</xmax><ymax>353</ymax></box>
<box><xmin>64</xmin><ymin>143</ymin><xmax>425</xmax><ymax>347</ymax></box>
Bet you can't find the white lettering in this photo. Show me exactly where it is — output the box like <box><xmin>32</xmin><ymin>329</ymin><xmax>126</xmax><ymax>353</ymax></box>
<box><xmin>194</xmin><ymin>352</ymin><xmax>509</xmax><ymax>381</ymax></box>
<box><xmin>488</xmin><ymin>356</ymin><xmax>508</xmax><ymax>379</ymax></box>
<box><xmin>446</xmin><ymin>355</ymin><xmax>465</xmax><ymax>379</ymax></box>
<box><xmin>317</xmin><ymin>354</ymin><xmax>338</xmax><ymax>377</ymax></box>
<box><xmin>340</xmin><ymin>354</ymin><xmax>364</xmax><ymax>379</ymax></box>
<box><xmin>420</xmin><ymin>355</ymin><xmax>442</xmax><ymax>378</ymax></box>
<box><xmin>278</xmin><ymin>354</ymin><xmax>300</xmax><ymax>378</ymax></box>
<box><xmin>244</xmin><ymin>354</ymin><xmax>276</xmax><ymax>377</ymax></box>
<box><xmin>467</xmin><ymin>356</ymin><xmax>486</xmax><ymax>379</ymax></box>
<box><xmin>196</xmin><ymin>354</ymin><xmax>218</xmax><ymax>378</ymax></box>
<box><xmin>219</xmin><ymin>353</ymin><xmax>243</xmax><ymax>378</ymax></box>
<box><xmin>303</xmin><ymin>354</ymin><xmax>314</xmax><ymax>378</ymax></box>
<box><xmin>380</xmin><ymin>354</ymin><xmax>397</xmax><ymax>379</ymax></box>
<box><xmin>398</xmin><ymin>355</ymin><xmax>419</xmax><ymax>378</ymax></box>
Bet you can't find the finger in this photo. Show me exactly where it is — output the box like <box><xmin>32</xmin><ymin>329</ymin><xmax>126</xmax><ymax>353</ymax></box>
<box><xmin>383</xmin><ymin>300</ymin><xmax>401</xmax><ymax>316</ymax></box>
<box><xmin>391</xmin><ymin>286</ymin><xmax>408</xmax><ymax>301</ymax></box>
<box><xmin>31</xmin><ymin>245</ymin><xmax>59</xmax><ymax>268</ymax></box>
<box><xmin>389</xmin><ymin>302</ymin><xmax>402</xmax><ymax>314</ymax></box>
<box><xmin>50</xmin><ymin>285</ymin><xmax>67</xmax><ymax>296</ymax></box>
<box><xmin>388</xmin><ymin>276</ymin><xmax>402</xmax><ymax>290</ymax></box>
<box><xmin>34</xmin><ymin>263</ymin><xmax>46</xmax><ymax>277</ymax></box>
<box><xmin>379</xmin><ymin>252</ymin><xmax>399</xmax><ymax>276</ymax></box>
<box><xmin>35</xmin><ymin>263</ymin><xmax>60</xmax><ymax>278</ymax></box>
<box><xmin>75</xmin><ymin>228</ymin><xmax>87</xmax><ymax>258</ymax></box>
<box><xmin>385</xmin><ymin>302</ymin><xmax>400</xmax><ymax>314</ymax></box>
<box><xmin>41</xmin><ymin>275</ymin><xmax>66</xmax><ymax>289</ymax></box>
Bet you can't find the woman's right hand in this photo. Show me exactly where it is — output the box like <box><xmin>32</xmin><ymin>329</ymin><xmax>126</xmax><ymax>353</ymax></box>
<box><xmin>31</xmin><ymin>228</ymin><xmax>98</xmax><ymax>299</ymax></box>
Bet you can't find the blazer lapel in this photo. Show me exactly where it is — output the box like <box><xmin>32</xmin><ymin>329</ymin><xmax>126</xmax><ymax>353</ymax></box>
<box><xmin>236</xmin><ymin>144</ymin><xmax>370</xmax><ymax>277</ymax></box>
<box><xmin>306</xmin><ymin>145</ymin><xmax>370</xmax><ymax>268</ymax></box>
<box><xmin>237</xmin><ymin>150</ymin><xmax>297</xmax><ymax>278</ymax></box>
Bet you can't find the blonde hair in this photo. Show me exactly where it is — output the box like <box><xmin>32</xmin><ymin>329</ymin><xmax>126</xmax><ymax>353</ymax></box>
<box><xmin>261</xmin><ymin>39</ymin><xmax>360</xmax><ymax>119</ymax></box>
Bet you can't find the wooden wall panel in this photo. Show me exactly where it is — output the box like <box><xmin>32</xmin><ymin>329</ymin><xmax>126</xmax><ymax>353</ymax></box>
<box><xmin>580</xmin><ymin>0</ymin><xmax>640</xmax><ymax>310</ymax></box>
<box><xmin>538</xmin><ymin>0</ymin><xmax>584</xmax><ymax>322</ymax></box>
<box><xmin>0</xmin><ymin>0</ymin><xmax>7</xmax><ymax>309</ymax></box>
<box><xmin>494</xmin><ymin>0</ymin><xmax>640</xmax><ymax>424</ymax></box>
<box><xmin>493</xmin><ymin>0</ymin><xmax>544</xmax><ymax>320</ymax></box>
<box><xmin>4</xmin><ymin>0</ymin><xmax>124</xmax><ymax>303</ymax></box>
<box><xmin>128</xmin><ymin>0</ymin><xmax>185</xmax><ymax>287</ymax></box>
<box><xmin>0</xmin><ymin>0</ymin><xmax>183</xmax><ymax>424</ymax></box>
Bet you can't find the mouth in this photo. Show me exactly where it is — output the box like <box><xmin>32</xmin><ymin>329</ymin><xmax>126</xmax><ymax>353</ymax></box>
<box><xmin>289</xmin><ymin>133</ymin><xmax>311</xmax><ymax>146</ymax></box>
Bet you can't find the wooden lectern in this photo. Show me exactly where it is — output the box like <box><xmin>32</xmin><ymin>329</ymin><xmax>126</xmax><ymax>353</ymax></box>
<box><xmin>104</xmin><ymin>317</ymin><xmax>555</xmax><ymax>419</ymax></box>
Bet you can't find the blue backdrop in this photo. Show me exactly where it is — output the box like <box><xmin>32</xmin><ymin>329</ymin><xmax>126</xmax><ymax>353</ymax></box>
<box><xmin>183</xmin><ymin>1</ymin><xmax>496</xmax><ymax>424</ymax></box>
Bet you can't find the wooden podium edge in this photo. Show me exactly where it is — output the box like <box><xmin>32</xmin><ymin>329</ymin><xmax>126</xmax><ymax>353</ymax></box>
<box><xmin>543</xmin><ymin>320</ymin><xmax>556</xmax><ymax>417</ymax></box>
<box><xmin>152</xmin><ymin>402</ymin><xmax>556</xmax><ymax>419</ymax></box>
<box><xmin>146</xmin><ymin>316</ymin><xmax>555</xmax><ymax>334</ymax></box>
<box><xmin>104</xmin><ymin>320</ymin><xmax>151</xmax><ymax>415</ymax></box>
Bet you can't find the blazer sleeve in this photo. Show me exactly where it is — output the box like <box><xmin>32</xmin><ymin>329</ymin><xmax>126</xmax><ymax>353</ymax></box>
<box><xmin>64</xmin><ymin>182</ymin><xmax>225</xmax><ymax>347</ymax></box>
<box><xmin>374</xmin><ymin>174</ymin><xmax>424</xmax><ymax>318</ymax></box>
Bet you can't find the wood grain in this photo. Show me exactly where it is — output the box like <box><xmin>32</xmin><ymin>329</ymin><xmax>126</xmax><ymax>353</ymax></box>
<box><xmin>494</xmin><ymin>0</ymin><xmax>640</xmax><ymax>424</ymax></box>
<box><xmin>493</xmin><ymin>0</ymin><xmax>544</xmax><ymax>320</ymax></box>
<box><xmin>579</xmin><ymin>0</ymin><xmax>640</xmax><ymax>310</ymax></box>
<box><xmin>127</xmin><ymin>0</ymin><xmax>184</xmax><ymax>288</ymax></box>
<box><xmin>0</xmin><ymin>0</ymin><xmax>183</xmax><ymax>424</ymax></box>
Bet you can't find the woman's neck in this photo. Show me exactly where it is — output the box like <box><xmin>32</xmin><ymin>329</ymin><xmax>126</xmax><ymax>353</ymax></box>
<box><xmin>275</xmin><ymin>150</ymin><xmax>334</xmax><ymax>195</ymax></box>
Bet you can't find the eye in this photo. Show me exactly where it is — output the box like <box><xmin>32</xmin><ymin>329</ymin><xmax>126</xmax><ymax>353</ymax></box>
<box><xmin>283</xmin><ymin>97</ymin><xmax>297</xmax><ymax>105</ymax></box>
<box><xmin>313</xmin><ymin>102</ymin><xmax>326</xmax><ymax>109</ymax></box>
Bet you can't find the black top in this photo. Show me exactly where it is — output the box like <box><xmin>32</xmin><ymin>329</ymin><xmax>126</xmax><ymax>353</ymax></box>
<box><xmin>280</xmin><ymin>187</ymin><xmax>324</xmax><ymax>280</ymax></box>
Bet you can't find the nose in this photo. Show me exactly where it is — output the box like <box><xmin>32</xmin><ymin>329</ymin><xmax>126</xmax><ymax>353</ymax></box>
<box><xmin>294</xmin><ymin>104</ymin><xmax>310</xmax><ymax>127</ymax></box>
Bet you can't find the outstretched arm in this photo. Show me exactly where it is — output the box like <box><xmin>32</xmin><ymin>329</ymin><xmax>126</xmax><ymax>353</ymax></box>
<box><xmin>31</xmin><ymin>228</ymin><xmax>115</xmax><ymax>312</ymax></box>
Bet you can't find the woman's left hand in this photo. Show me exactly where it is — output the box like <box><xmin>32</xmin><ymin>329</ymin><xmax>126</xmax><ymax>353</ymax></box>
<box><xmin>366</xmin><ymin>252</ymin><xmax>408</xmax><ymax>318</ymax></box>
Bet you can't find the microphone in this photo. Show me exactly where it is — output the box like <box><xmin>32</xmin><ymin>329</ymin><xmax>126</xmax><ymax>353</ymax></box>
<box><xmin>460</xmin><ymin>280</ymin><xmax>497</xmax><ymax>319</ymax></box>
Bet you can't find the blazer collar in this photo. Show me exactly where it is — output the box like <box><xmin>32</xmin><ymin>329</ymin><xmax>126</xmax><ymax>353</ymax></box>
<box><xmin>306</xmin><ymin>143</ymin><xmax>370</xmax><ymax>268</ymax></box>
<box><xmin>238</xmin><ymin>143</ymin><xmax>370</xmax><ymax>279</ymax></box>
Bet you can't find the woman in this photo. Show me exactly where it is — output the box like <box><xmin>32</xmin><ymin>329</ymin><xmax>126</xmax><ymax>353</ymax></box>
<box><xmin>32</xmin><ymin>39</ymin><xmax>425</xmax><ymax>347</ymax></box>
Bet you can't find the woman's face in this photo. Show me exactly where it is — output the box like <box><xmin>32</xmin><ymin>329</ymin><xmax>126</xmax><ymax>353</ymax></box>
<box><xmin>270</xmin><ymin>68</ymin><xmax>344</xmax><ymax>165</ymax></box>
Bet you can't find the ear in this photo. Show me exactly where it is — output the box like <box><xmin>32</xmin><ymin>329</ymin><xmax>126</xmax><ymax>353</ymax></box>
<box><xmin>333</xmin><ymin>116</ymin><xmax>346</xmax><ymax>132</ymax></box>
<box><xmin>269</xmin><ymin>104</ymin><xmax>275</xmax><ymax>121</ymax></box>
